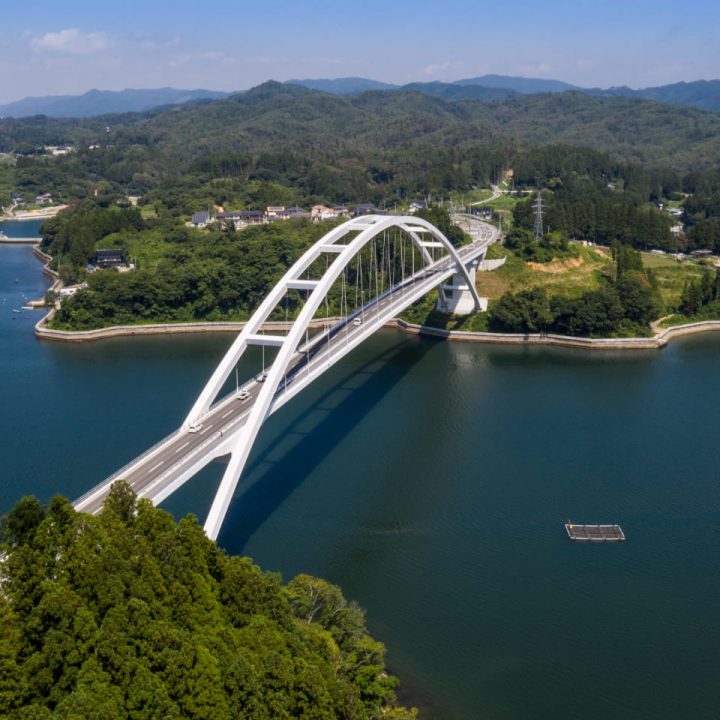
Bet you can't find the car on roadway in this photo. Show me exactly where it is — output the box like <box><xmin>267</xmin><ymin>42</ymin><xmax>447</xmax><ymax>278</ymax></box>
<box><xmin>256</xmin><ymin>372</ymin><xmax>267</xmax><ymax>383</ymax></box>
<box><xmin>238</xmin><ymin>389</ymin><xmax>250</xmax><ymax>400</ymax></box>
<box><xmin>353</xmin><ymin>317</ymin><xmax>362</xmax><ymax>326</ymax></box>
<box><xmin>187</xmin><ymin>422</ymin><xmax>203</xmax><ymax>433</ymax></box>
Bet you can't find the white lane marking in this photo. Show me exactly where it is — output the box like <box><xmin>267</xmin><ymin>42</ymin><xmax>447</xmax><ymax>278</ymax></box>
<box><xmin>222</xmin><ymin>409</ymin><xmax>234</xmax><ymax>419</ymax></box>
<box><xmin>174</xmin><ymin>440</ymin><xmax>190</xmax><ymax>454</ymax></box>
<box><xmin>148</xmin><ymin>460</ymin><xmax>165</xmax><ymax>473</ymax></box>
<box><xmin>200</xmin><ymin>425</ymin><xmax>211</xmax><ymax>434</ymax></box>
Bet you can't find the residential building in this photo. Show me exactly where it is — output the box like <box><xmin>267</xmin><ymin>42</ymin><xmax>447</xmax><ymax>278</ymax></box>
<box><xmin>93</xmin><ymin>249</ymin><xmax>128</xmax><ymax>269</ymax></box>
<box><xmin>353</xmin><ymin>202</ymin><xmax>379</xmax><ymax>217</ymax></box>
<box><xmin>191</xmin><ymin>211</ymin><xmax>212</xmax><ymax>227</ymax></box>
<box><xmin>284</xmin><ymin>206</ymin><xmax>309</xmax><ymax>219</ymax></box>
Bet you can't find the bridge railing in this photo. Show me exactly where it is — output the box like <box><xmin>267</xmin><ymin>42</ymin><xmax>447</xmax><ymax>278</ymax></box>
<box><xmin>73</xmin><ymin>426</ymin><xmax>184</xmax><ymax>510</ymax></box>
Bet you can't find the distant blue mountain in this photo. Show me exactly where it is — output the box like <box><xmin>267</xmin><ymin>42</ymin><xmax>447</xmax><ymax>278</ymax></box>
<box><xmin>395</xmin><ymin>82</ymin><xmax>514</xmax><ymax>101</ymax></box>
<box><xmin>585</xmin><ymin>80</ymin><xmax>720</xmax><ymax>112</ymax></box>
<box><xmin>289</xmin><ymin>74</ymin><xmax>577</xmax><ymax>97</ymax></box>
<box><xmin>453</xmin><ymin>74</ymin><xmax>579</xmax><ymax>93</ymax></box>
<box><xmin>4</xmin><ymin>75</ymin><xmax>720</xmax><ymax>119</ymax></box>
<box><xmin>0</xmin><ymin>87</ymin><xmax>230</xmax><ymax>118</ymax></box>
<box><xmin>288</xmin><ymin>75</ymin><xmax>720</xmax><ymax>112</ymax></box>
<box><xmin>286</xmin><ymin>77</ymin><xmax>397</xmax><ymax>94</ymax></box>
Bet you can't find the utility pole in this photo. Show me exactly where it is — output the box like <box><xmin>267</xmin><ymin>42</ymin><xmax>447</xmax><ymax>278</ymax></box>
<box><xmin>533</xmin><ymin>191</ymin><xmax>544</xmax><ymax>240</ymax></box>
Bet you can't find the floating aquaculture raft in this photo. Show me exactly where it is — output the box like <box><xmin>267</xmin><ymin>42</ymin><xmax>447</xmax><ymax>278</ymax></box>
<box><xmin>565</xmin><ymin>523</ymin><xmax>625</xmax><ymax>542</ymax></box>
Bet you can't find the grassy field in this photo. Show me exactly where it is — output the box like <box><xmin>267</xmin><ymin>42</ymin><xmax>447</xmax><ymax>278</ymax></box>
<box><xmin>476</xmin><ymin>243</ymin><xmax>610</xmax><ymax>300</ymax></box>
<box><xmin>459</xmin><ymin>188</ymin><xmax>493</xmax><ymax>205</ymax></box>
<box><xmin>471</xmin><ymin>244</ymin><xmax>709</xmax><ymax>312</ymax></box>
<box><xmin>641</xmin><ymin>251</ymin><xmax>708</xmax><ymax>308</ymax></box>
<box><xmin>140</xmin><ymin>205</ymin><xmax>159</xmax><ymax>220</ymax></box>
<box><xmin>102</xmin><ymin>228</ymin><xmax>176</xmax><ymax>268</ymax></box>
<box><xmin>480</xmin><ymin>191</ymin><xmax>521</xmax><ymax>230</ymax></box>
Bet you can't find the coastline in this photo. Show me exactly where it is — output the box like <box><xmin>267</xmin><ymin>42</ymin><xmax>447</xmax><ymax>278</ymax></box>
<box><xmin>0</xmin><ymin>205</ymin><xmax>68</xmax><ymax>222</ymax></box>
<box><xmin>389</xmin><ymin>318</ymin><xmax>720</xmax><ymax>350</ymax></box>
<box><xmin>33</xmin><ymin>308</ymin><xmax>720</xmax><ymax>350</ymax></box>
<box><xmin>19</xmin><ymin>240</ymin><xmax>720</xmax><ymax>350</ymax></box>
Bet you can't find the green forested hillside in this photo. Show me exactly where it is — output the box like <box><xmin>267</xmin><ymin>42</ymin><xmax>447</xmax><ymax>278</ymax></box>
<box><xmin>4</xmin><ymin>81</ymin><xmax>720</xmax><ymax>207</ymax></box>
<box><xmin>0</xmin><ymin>484</ymin><xmax>416</xmax><ymax>719</ymax></box>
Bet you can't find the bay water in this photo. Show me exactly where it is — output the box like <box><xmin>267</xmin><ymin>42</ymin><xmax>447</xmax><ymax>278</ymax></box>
<box><xmin>2</xmin><ymin>224</ymin><xmax>720</xmax><ymax>719</ymax></box>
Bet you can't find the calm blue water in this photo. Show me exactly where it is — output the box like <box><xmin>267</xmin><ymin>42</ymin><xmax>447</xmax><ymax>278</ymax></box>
<box><xmin>2</xmin><ymin>230</ymin><xmax>720</xmax><ymax>720</ymax></box>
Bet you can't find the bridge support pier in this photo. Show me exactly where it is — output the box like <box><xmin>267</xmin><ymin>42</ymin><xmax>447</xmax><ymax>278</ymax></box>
<box><xmin>437</xmin><ymin>255</ymin><xmax>487</xmax><ymax>315</ymax></box>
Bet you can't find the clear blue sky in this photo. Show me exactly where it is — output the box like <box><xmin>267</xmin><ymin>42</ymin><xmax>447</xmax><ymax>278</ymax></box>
<box><xmin>1</xmin><ymin>0</ymin><xmax>718</xmax><ymax>103</ymax></box>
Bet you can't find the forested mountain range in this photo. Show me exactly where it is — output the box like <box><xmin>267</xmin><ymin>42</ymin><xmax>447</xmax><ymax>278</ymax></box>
<box><xmin>3</xmin><ymin>75</ymin><xmax>720</xmax><ymax>120</ymax></box>
<box><xmin>3</xmin><ymin>81</ymin><xmax>720</xmax><ymax>175</ymax></box>
<box><xmin>289</xmin><ymin>75</ymin><xmax>720</xmax><ymax>111</ymax></box>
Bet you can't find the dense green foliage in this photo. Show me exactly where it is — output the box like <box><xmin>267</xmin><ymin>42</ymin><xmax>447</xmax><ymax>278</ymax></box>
<box><xmin>512</xmin><ymin>147</ymin><xmax>676</xmax><ymax>250</ymax></box>
<box><xmin>0</xmin><ymin>484</ymin><xmax>416</xmax><ymax>719</ymax></box>
<box><xmin>47</xmin><ymin>211</ymin><xmax>330</xmax><ymax>328</ymax></box>
<box><xmin>45</xmin><ymin>202</ymin><xmax>464</xmax><ymax>330</ymax></box>
<box><xmin>683</xmin><ymin>169</ymin><xmax>720</xmax><ymax>252</ymax></box>
<box><xmin>41</xmin><ymin>202</ymin><xmax>144</xmax><ymax>279</ymax></box>
<box><xmin>488</xmin><ymin>243</ymin><xmax>662</xmax><ymax>336</ymax></box>
<box><xmin>503</xmin><ymin>227</ymin><xmax>578</xmax><ymax>262</ymax></box>
<box><xmin>4</xmin><ymin>82</ymin><xmax>720</xmax><ymax>212</ymax></box>
<box><xmin>678</xmin><ymin>267</ymin><xmax>720</xmax><ymax>318</ymax></box>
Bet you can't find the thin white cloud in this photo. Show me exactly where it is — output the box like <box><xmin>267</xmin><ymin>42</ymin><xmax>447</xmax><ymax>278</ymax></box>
<box><xmin>422</xmin><ymin>61</ymin><xmax>465</xmax><ymax>79</ymax></box>
<box><xmin>31</xmin><ymin>28</ymin><xmax>110</xmax><ymax>55</ymax></box>
<box><xmin>515</xmin><ymin>62</ymin><xmax>554</xmax><ymax>78</ymax></box>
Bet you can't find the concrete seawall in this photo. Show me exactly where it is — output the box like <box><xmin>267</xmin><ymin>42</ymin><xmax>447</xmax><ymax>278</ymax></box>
<box><xmin>28</xmin><ymin>237</ymin><xmax>720</xmax><ymax>350</ymax></box>
<box><xmin>389</xmin><ymin>318</ymin><xmax>720</xmax><ymax>350</ymax></box>
<box><xmin>35</xmin><ymin>315</ymin><xmax>341</xmax><ymax>342</ymax></box>
<box><xmin>35</xmin><ymin>311</ymin><xmax>720</xmax><ymax>350</ymax></box>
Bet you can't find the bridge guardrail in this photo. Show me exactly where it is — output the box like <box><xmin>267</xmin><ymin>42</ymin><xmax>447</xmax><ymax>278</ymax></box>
<box><xmin>73</xmin><ymin>427</ymin><xmax>184</xmax><ymax>509</ymax></box>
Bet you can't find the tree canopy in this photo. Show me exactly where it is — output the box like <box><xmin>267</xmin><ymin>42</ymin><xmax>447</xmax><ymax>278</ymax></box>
<box><xmin>0</xmin><ymin>485</ymin><xmax>417</xmax><ymax>720</ymax></box>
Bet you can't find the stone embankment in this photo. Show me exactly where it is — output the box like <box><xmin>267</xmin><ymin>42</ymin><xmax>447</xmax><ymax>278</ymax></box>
<box><xmin>389</xmin><ymin>319</ymin><xmax>720</xmax><ymax>350</ymax></box>
<box><xmin>35</xmin><ymin>315</ymin><xmax>340</xmax><ymax>342</ymax></box>
<box><xmin>35</xmin><ymin>312</ymin><xmax>720</xmax><ymax>349</ymax></box>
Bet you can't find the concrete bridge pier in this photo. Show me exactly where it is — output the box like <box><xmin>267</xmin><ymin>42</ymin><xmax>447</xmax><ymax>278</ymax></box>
<box><xmin>437</xmin><ymin>254</ymin><xmax>487</xmax><ymax>315</ymax></box>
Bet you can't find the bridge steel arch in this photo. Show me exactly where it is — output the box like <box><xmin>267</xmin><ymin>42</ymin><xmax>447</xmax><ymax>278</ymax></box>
<box><xmin>188</xmin><ymin>214</ymin><xmax>483</xmax><ymax>539</ymax></box>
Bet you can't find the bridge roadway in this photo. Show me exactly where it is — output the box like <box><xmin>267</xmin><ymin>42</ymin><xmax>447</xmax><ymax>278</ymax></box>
<box><xmin>74</xmin><ymin>219</ymin><xmax>498</xmax><ymax>517</ymax></box>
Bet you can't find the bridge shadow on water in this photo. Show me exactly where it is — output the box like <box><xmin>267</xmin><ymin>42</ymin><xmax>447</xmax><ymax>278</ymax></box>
<box><xmin>216</xmin><ymin>334</ymin><xmax>437</xmax><ymax>553</ymax></box>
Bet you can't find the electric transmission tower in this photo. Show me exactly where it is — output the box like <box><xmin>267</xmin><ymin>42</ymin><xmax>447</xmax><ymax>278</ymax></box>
<box><xmin>533</xmin><ymin>191</ymin><xmax>544</xmax><ymax>239</ymax></box>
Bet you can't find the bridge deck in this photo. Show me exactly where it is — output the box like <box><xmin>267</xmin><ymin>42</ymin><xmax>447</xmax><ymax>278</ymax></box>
<box><xmin>74</xmin><ymin>222</ymin><xmax>497</xmax><ymax>517</ymax></box>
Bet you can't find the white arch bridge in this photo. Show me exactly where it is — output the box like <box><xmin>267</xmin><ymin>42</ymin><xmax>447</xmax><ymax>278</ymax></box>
<box><xmin>74</xmin><ymin>214</ymin><xmax>499</xmax><ymax>539</ymax></box>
